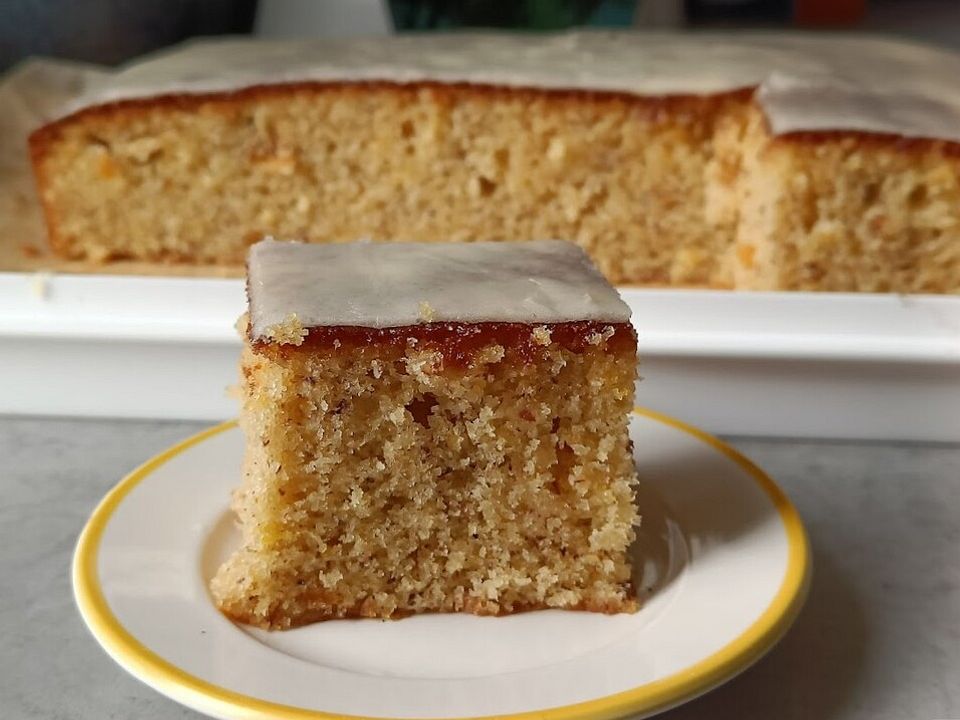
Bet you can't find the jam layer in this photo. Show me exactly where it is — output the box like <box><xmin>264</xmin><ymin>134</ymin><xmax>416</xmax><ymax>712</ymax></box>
<box><xmin>252</xmin><ymin>321</ymin><xmax>636</xmax><ymax>368</ymax></box>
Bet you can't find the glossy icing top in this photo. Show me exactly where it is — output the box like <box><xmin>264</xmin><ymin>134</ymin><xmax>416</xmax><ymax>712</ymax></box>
<box><xmin>247</xmin><ymin>239</ymin><xmax>631</xmax><ymax>338</ymax></box>
<box><xmin>64</xmin><ymin>31</ymin><xmax>960</xmax><ymax>141</ymax></box>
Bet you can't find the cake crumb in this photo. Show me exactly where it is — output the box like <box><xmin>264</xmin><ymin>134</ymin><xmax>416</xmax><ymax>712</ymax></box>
<box><xmin>532</xmin><ymin>326</ymin><xmax>552</xmax><ymax>346</ymax></box>
<box><xmin>404</xmin><ymin>351</ymin><xmax>441</xmax><ymax>378</ymax></box>
<box><xmin>30</xmin><ymin>272</ymin><xmax>52</xmax><ymax>300</ymax></box>
<box><xmin>418</xmin><ymin>301</ymin><xmax>436</xmax><ymax>322</ymax></box>
<box><xmin>587</xmin><ymin>326</ymin><xmax>616</xmax><ymax>345</ymax></box>
<box><xmin>477</xmin><ymin>345</ymin><xmax>505</xmax><ymax>364</ymax></box>
<box><xmin>234</xmin><ymin>314</ymin><xmax>249</xmax><ymax>336</ymax></box>
<box><xmin>263</xmin><ymin>313</ymin><xmax>308</xmax><ymax>345</ymax></box>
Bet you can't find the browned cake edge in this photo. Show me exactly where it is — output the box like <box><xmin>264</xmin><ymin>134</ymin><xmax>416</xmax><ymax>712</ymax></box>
<box><xmin>221</xmin><ymin>596</ymin><xmax>638</xmax><ymax>628</ymax></box>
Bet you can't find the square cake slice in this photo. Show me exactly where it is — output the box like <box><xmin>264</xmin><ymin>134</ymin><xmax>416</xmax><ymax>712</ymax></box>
<box><xmin>211</xmin><ymin>239</ymin><xmax>639</xmax><ymax>628</ymax></box>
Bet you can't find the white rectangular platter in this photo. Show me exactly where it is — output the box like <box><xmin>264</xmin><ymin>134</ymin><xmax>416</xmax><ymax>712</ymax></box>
<box><xmin>2</xmin><ymin>271</ymin><xmax>957</xmax><ymax>441</ymax></box>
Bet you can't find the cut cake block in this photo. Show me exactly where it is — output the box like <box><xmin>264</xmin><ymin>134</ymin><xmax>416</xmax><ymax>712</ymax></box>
<box><xmin>28</xmin><ymin>32</ymin><xmax>960</xmax><ymax>293</ymax></box>
<box><xmin>210</xmin><ymin>238</ymin><xmax>640</xmax><ymax>628</ymax></box>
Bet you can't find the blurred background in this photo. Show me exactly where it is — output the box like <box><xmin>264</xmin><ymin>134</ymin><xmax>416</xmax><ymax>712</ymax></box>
<box><xmin>3</xmin><ymin>0</ymin><xmax>960</xmax><ymax>72</ymax></box>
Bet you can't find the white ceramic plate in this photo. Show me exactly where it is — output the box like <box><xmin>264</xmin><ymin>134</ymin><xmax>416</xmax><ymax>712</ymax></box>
<box><xmin>73</xmin><ymin>409</ymin><xmax>810</xmax><ymax>720</ymax></box>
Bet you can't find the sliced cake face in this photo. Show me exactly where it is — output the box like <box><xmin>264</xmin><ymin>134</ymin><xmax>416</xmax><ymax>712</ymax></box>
<box><xmin>30</xmin><ymin>83</ymin><xmax>739</xmax><ymax>285</ymax></box>
<box><xmin>210</xmin><ymin>240</ymin><xmax>639</xmax><ymax>628</ymax></box>
<box><xmin>731</xmin><ymin>116</ymin><xmax>960</xmax><ymax>293</ymax></box>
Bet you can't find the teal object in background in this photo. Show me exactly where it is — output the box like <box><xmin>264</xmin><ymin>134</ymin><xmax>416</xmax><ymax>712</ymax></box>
<box><xmin>389</xmin><ymin>0</ymin><xmax>636</xmax><ymax>30</ymax></box>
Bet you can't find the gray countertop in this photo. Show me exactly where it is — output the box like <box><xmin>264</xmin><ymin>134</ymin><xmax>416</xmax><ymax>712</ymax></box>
<box><xmin>1</xmin><ymin>416</ymin><xmax>958</xmax><ymax>720</ymax></box>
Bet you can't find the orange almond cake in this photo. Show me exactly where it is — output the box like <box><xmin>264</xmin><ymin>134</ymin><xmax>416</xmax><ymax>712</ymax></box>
<box><xmin>28</xmin><ymin>32</ymin><xmax>960</xmax><ymax>293</ymax></box>
<box><xmin>210</xmin><ymin>239</ymin><xmax>640</xmax><ymax>628</ymax></box>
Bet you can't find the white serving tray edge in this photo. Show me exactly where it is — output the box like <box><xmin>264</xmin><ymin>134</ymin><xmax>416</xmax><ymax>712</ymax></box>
<box><xmin>2</xmin><ymin>272</ymin><xmax>958</xmax><ymax>440</ymax></box>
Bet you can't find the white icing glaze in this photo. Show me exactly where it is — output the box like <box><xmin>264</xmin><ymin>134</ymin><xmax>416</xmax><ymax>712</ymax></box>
<box><xmin>62</xmin><ymin>31</ymin><xmax>960</xmax><ymax>142</ymax></box>
<box><xmin>247</xmin><ymin>239</ymin><xmax>631</xmax><ymax>337</ymax></box>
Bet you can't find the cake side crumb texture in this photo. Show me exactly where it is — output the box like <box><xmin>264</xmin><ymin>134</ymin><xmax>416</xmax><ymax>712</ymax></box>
<box><xmin>211</xmin><ymin>320</ymin><xmax>639</xmax><ymax>627</ymax></box>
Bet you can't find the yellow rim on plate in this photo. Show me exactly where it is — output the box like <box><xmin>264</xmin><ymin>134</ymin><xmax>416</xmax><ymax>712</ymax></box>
<box><xmin>73</xmin><ymin>408</ymin><xmax>811</xmax><ymax>720</ymax></box>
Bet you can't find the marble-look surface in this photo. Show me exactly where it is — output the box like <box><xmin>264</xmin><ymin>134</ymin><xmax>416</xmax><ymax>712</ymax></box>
<box><xmin>1</xmin><ymin>416</ymin><xmax>957</xmax><ymax>720</ymax></box>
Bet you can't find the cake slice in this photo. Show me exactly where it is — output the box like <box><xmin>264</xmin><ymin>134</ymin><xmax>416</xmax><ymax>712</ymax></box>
<box><xmin>210</xmin><ymin>238</ymin><xmax>639</xmax><ymax>628</ymax></box>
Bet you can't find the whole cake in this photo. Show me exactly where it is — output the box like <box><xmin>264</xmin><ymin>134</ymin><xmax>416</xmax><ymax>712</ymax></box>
<box><xmin>211</xmin><ymin>238</ymin><xmax>639</xmax><ymax>628</ymax></box>
<box><xmin>29</xmin><ymin>32</ymin><xmax>960</xmax><ymax>293</ymax></box>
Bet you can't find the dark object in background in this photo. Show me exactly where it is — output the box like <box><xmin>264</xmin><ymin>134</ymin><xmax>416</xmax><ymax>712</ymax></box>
<box><xmin>794</xmin><ymin>0</ymin><xmax>866</xmax><ymax>27</ymax></box>
<box><xmin>685</xmin><ymin>0</ymin><xmax>867</xmax><ymax>27</ymax></box>
<box><xmin>0</xmin><ymin>0</ymin><xmax>257</xmax><ymax>72</ymax></box>
<box><xmin>684</xmin><ymin>0</ymin><xmax>791</xmax><ymax>26</ymax></box>
<box><xmin>389</xmin><ymin>0</ymin><xmax>636</xmax><ymax>30</ymax></box>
